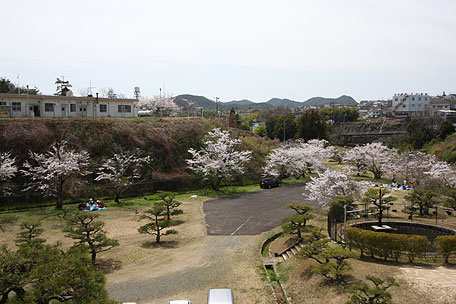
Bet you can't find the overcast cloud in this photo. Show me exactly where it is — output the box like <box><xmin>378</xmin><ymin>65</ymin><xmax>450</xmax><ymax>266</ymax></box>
<box><xmin>1</xmin><ymin>0</ymin><xmax>455</xmax><ymax>102</ymax></box>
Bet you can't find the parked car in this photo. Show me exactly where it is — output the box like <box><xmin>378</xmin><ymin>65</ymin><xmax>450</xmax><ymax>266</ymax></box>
<box><xmin>260</xmin><ymin>177</ymin><xmax>281</xmax><ymax>189</ymax></box>
<box><xmin>207</xmin><ymin>289</ymin><xmax>234</xmax><ymax>304</ymax></box>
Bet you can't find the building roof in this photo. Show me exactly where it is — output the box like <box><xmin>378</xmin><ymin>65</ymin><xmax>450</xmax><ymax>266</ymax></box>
<box><xmin>0</xmin><ymin>93</ymin><xmax>136</xmax><ymax>103</ymax></box>
<box><xmin>430</xmin><ymin>97</ymin><xmax>451</xmax><ymax>105</ymax></box>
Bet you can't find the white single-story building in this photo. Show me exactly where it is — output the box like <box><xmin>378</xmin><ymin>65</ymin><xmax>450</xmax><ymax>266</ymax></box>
<box><xmin>0</xmin><ymin>93</ymin><xmax>138</xmax><ymax>118</ymax></box>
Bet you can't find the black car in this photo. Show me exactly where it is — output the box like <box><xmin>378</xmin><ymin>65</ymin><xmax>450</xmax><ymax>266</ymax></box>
<box><xmin>260</xmin><ymin>177</ymin><xmax>281</xmax><ymax>189</ymax></box>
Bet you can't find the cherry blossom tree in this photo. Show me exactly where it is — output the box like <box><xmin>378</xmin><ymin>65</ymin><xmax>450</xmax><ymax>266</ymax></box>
<box><xmin>388</xmin><ymin>151</ymin><xmax>436</xmax><ymax>187</ymax></box>
<box><xmin>326</xmin><ymin>145</ymin><xmax>345</xmax><ymax>164</ymax></box>
<box><xmin>263</xmin><ymin>144</ymin><xmax>310</xmax><ymax>180</ymax></box>
<box><xmin>424</xmin><ymin>160</ymin><xmax>456</xmax><ymax>211</ymax></box>
<box><xmin>305</xmin><ymin>139</ymin><xmax>332</xmax><ymax>160</ymax></box>
<box><xmin>95</xmin><ymin>150</ymin><xmax>151</xmax><ymax>203</ymax></box>
<box><xmin>21</xmin><ymin>141</ymin><xmax>90</xmax><ymax>209</ymax></box>
<box><xmin>343</xmin><ymin>146</ymin><xmax>367</xmax><ymax>176</ymax></box>
<box><xmin>345</xmin><ymin>143</ymin><xmax>396</xmax><ymax>179</ymax></box>
<box><xmin>0</xmin><ymin>152</ymin><xmax>17</xmax><ymax>196</ymax></box>
<box><xmin>137</xmin><ymin>94</ymin><xmax>180</xmax><ymax>116</ymax></box>
<box><xmin>305</xmin><ymin>169</ymin><xmax>363</xmax><ymax>205</ymax></box>
<box><xmin>186</xmin><ymin>128</ymin><xmax>252</xmax><ymax>190</ymax></box>
<box><xmin>263</xmin><ymin>139</ymin><xmax>329</xmax><ymax>180</ymax></box>
<box><xmin>425</xmin><ymin>160</ymin><xmax>456</xmax><ymax>188</ymax></box>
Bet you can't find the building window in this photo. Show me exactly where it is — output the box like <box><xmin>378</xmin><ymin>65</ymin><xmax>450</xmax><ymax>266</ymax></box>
<box><xmin>45</xmin><ymin>103</ymin><xmax>54</xmax><ymax>112</ymax></box>
<box><xmin>100</xmin><ymin>104</ymin><xmax>107</xmax><ymax>112</ymax></box>
<box><xmin>418</xmin><ymin>97</ymin><xmax>422</xmax><ymax>101</ymax></box>
<box><xmin>0</xmin><ymin>102</ymin><xmax>6</xmax><ymax>106</ymax></box>
<box><xmin>402</xmin><ymin>105</ymin><xmax>406</xmax><ymax>108</ymax></box>
<box><xmin>411</xmin><ymin>97</ymin><xmax>415</xmax><ymax>101</ymax></box>
<box><xmin>118</xmin><ymin>105</ymin><xmax>131</xmax><ymax>113</ymax></box>
<box><xmin>12</xmin><ymin>102</ymin><xmax>21</xmax><ymax>111</ymax></box>
<box><xmin>70</xmin><ymin>104</ymin><xmax>76</xmax><ymax>112</ymax></box>
<box><xmin>79</xmin><ymin>107</ymin><xmax>87</xmax><ymax>112</ymax></box>
<box><xmin>394</xmin><ymin>98</ymin><xmax>398</xmax><ymax>101</ymax></box>
<box><xmin>411</xmin><ymin>104</ymin><xmax>415</xmax><ymax>107</ymax></box>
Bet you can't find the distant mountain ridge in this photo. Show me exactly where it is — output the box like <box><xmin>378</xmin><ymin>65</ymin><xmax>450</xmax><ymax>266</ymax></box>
<box><xmin>173</xmin><ymin>94</ymin><xmax>357</xmax><ymax>110</ymax></box>
<box><xmin>304</xmin><ymin>95</ymin><xmax>357</xmax><ymax>106</ymax></box>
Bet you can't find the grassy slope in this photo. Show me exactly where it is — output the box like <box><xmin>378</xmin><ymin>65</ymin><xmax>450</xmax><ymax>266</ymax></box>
<box><xmin>0</xmin><ymin>117</ymin><xmax>282</xmax><ymax>208</ymax></box>
<box><xmin>426</xmin><ymin>132</ymin><xmax>456</xmax><ymax>163</ymax></box>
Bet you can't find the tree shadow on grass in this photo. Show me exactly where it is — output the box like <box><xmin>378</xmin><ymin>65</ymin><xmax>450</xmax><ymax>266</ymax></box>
<box><xmin>96</xmin><ymin>258</ymin><xmax>122</xmax><ymax>274</ymax></box>
<box><xmin>172</xmin><ymin>219</ymin><xmax>185</xmax><ymax>226</ymax></box>
<box><xmin>317</xmin><ymin>274</ymin><xmax>354</xmax><ymax>292</ymax></box>
<box><xmin>140</xmin><ymin>240</ymin><xmax>178</xmax><ymax>249</ymax></box>
<box><xmin>300</xmin><ymin>265</ymin><xmax>315</xmax><ymax>279</ymax></box>
<box><xmin>357</xmin><ymin>255</ymin><xmax>441</xmax><ymax>268</ymax></box>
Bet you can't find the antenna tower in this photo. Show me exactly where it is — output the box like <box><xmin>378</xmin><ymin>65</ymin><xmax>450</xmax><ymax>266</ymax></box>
<box><xmin>88</xmin><ymin>80</ymin><xmax>95</xmax><ymax>96</ymax></box>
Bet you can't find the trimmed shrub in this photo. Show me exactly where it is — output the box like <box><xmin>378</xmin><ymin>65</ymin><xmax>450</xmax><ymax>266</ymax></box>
<box><xmin>404</xmin><ymin>235</ymin><xmax>429</xmax><ymax>263</ymax></box>
<box><xmin>435</xmin><ymin>235</ymin><xmax>456</xmax><ymax>264</ymax></box>
<box><xmin>344</xmin><ymin>227</ymin><xmax>430</xmax><ymax>263</ymax></box>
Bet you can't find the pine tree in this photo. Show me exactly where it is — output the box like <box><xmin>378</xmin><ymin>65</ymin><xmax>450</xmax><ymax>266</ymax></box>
<box><xmin>63</xmin><ymin>213</ymin><xmax>119</xmax><ymax>264</ymax></box>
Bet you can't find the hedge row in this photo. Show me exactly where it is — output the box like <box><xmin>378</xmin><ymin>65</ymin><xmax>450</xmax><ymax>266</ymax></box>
<box><xmin>435</xmin><ymin>235</ymin><xmax>456</xmax><ymax>264</ymax></box>
<box><xmin>344</xmin><ymin>227</ymin><xmax>430</xmax><ymax>263</ymax></box>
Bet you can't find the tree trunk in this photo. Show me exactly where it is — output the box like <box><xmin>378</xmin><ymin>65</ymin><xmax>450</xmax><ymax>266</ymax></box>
<box><xmin>0</xmin><ymin>291</ymin><xmax>11</xmax><ymax>304</ymax></box>
<box><xmin>213</xmin><ymin>176</ymin><xmax>223</xmax><ymax>191</ymax></box>
<box><xmin>56</xmin><ymin>179</ymin><xmax>65</xmax><ymax>209</ymax></box>
<box><xmin>13</xmin><ymin>288</ymin><xmax>25</xmax><ymax>302</ymax></box>
<box><xmin>155</xmin><ymin>215</ymin><xmax>160</xmax><ymax>243</ymax></box>
<box><xmin>115</xmin><ymin>192</ymin><xmax>120</xmax><ymax>204</ymax></box>
<box><xmin>91</xmin><ymin>249</ymin><xmax>97</xmax><ymax>264</ymax></box>
<box><xmin>156</xmin><ymin>230</ymin><xmax>160</xmax><ymax>243</ymax></box>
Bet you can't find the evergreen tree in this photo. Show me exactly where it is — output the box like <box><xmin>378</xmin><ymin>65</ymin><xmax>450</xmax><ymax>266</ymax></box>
<box><xmin>63</xmin><ymin>213</ymin><xmax>119</xmax><ymax>264</ymax></box>
<box><xmin>296</xmin><ymin>110</ymin><xmax>329</xmax><ymax>141</ymax></box>
<box><xmin>138</xmin><ymin>201</ymin><xmax>177</xmax><ymax>244</ymax></box>
<box><xmin>405</xmin><ymin>189</ymin><xmax>437</xmax><ymax>217</ymax></box>
<box><xmin>328</xmin><ymin>196</ymin><xmax>354</xmax><ymax>223</ymax></box>
<box><xmin>438</xmin><ymin>120</ymin><xmax>455</xmax><ymax>140</ymax></box>
<box><xmin>54</xmin><ymin>77</ymin><xmax>72</xmax><ymax>96</ymax></box>
<box><xmin>1</xmin><ymin>221</ymin><xmax>110</xmax><ymax>303</ymax></box>
<box><xmin>282</xmin><ymin>204</ymin><xmax>314</xmax><ymax>239</ymax></box>
<box><xmin>362</xmin><ymin>188</ymin><xmax>397</xmax><ymax>226</ymax></box>
<box><xmin>347</xmin><ymin>275</ymin><xmax>398</xmax><ymax>304</ymax></box>
<box><xmin>157</xmin><ymin>191</ymin><xmax>183</xmax><ymax>220</ymax></box>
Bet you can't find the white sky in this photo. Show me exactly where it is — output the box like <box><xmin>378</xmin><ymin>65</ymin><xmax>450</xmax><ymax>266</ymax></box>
<box><xmin>1</xmin><ymin>0</ymin><xmax>455</xmax><ymax>102</ymax></box>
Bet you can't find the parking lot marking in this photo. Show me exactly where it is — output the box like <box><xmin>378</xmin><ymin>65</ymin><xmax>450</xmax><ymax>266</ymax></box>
<box><xmin>231</xmin><ymin>217</ymin><xmax>252</xmax><ymax>236</ymax></box>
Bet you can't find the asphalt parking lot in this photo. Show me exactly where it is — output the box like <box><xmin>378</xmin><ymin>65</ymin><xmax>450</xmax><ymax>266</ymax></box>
<box><xmin>203</xmin><ymin>182</ymin><xmax>321</xmax><ymax>236</ymax></box>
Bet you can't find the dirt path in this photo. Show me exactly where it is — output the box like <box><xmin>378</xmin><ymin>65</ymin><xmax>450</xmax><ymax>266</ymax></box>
<box><xmin>397</xmin><ymin>266</ymin><xmax>456</xmax><ymax>304</ymax></box>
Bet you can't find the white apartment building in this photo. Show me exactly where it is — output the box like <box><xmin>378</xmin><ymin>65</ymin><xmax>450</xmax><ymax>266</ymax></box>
<box><xmin>392</xmin><ymin>93</ymin><xmax>430</xmax><ymax>116</ymax></box>
<box><xmin>0</xmin><ymin>93</ymin><xmax>138</xmax><ymax>118</ymax></box>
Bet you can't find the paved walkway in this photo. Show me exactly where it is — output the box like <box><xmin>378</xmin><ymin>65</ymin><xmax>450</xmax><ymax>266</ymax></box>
<box><xmin>203</xmin><ymin>182</ymin><xmax>320</xmax><ymax>236</ymax></box>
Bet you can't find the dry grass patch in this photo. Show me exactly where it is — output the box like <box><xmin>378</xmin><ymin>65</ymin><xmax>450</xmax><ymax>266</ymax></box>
<box><xmin>280</xmin><ymin>253</ymin><xmax>456</xmax><ymax>304</ymax></box>
<box><xmin>0</xmin><ymin>195</ymin><xmax>273</xmax><ymax>304</ymax></box>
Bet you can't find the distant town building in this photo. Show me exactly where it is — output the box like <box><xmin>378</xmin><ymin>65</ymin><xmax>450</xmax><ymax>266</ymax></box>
<box><xmin>429</xmin><ymin>97</ymin><xmax>451</xmax><ymax>116</ymax></box>
<box><xmin>392</xmin><ymin>93</ymin><xmax>430</xmax><ymax>116</ymax></box>
<box><xmin>0</xmin><ymin>93</ymin><xmax>137</xmax><ymax>118</ymax></box>
<box><xmin>357</xmin><ymin>100</ymin><xmax>391</xmax><ymax>118</ymax></box>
